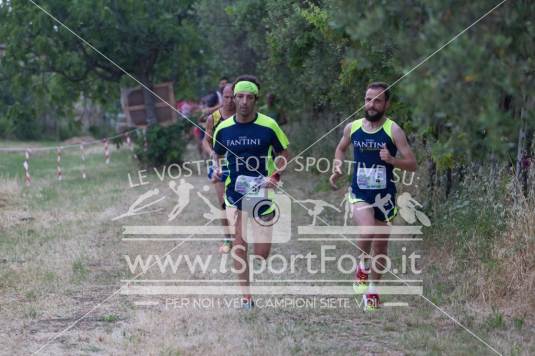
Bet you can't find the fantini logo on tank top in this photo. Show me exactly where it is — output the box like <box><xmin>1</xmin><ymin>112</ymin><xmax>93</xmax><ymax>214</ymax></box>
<box><xmin>353</xmin><ymin>139</ymin><xmax>387</xmax><ymax>151</ymax></box>
<box><xmin>226</xmin><ymin>136</ymin><xmax>262</xmax><ymax>147</ymax></box>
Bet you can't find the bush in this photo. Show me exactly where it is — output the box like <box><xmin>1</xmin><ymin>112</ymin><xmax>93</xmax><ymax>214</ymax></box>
<box><xmin>134</xmin><ymin>121</ymin><xmax>188</xmax><ymax>167</ymax></box>
<box><xmin>13</xmin><ymin>115</ymin><xmax>40</xmax><ymax>140</ymax></box>
<box><xmin>88</xmin><ymin>124</ymin><xmax>109</xmax><ymax>139</ymax></box>
<box><xmin>0</xmin><ymin>116</ymin><xmax>14</xmax><ymax>138</ymax></box>
<box><xmin>58</xmin><ymin>119</ymin><xmax>82</xmax><ymax>141</ymax></box>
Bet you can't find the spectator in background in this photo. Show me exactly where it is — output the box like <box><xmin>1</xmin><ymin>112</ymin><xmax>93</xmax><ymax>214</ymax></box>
<box><xmin>259</xmin><ymin>92</ymin><xmax>287</xmax><ymax>126</ymax></box>
<box><xmin>176</xmin><ymin>99</ymin><xmax>200</xmax><ymax>118</ymax></box>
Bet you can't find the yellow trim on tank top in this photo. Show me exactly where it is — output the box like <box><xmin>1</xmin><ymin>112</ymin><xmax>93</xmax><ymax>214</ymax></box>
<box><xmin>212</xmin><ymin>109</ymin><xmax>222</xmax><ymax>127</ymax></box>
<box><xmin>254</xmin><ymin>113</ymin><xmax>289</xmax><ymax>149</ymax></box>
<box><xmin>352</xmin><ymin>117</ymin><xmax>394</xmax><ymax>136</ymax></box>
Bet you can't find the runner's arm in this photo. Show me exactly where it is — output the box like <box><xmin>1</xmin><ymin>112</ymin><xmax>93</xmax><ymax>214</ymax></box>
<box><xmin>330</xmin><ymin>123</ymin><xmax>352</xmax><ymax>189</ymax></box>
<box><xmin>273</xmin><ymin>149</ymin><xmax>290</xmax><ymax>176</ymax></box>
<box><xmin>262</xmin><ymin>149</ymin><xmax>289</xmax><ymax>188</ymax></box>
<box><xmin>382</xmin><ymin>123</ymin><xmax>417</xmax><ymax>172</ymax></box>
<box><xmin>333</xmin><ymin>123</ymin><xmax>352</xmax><ymax>170</ymax></box>
<box><xmin>212</xmin><ymin>125</ymin><xmax>228</xmax><ymax>181</ymax></box>
<box><xmin>202</xmin><ymin>115</ymin><xmax>216</xmax><ymax>158</ymax></box>
<box><xmin>211</xmin><ymin>154</ymin><xmax>225</xmax><ymax>181</ymax></box>
<box><xmin>201</xmin><ymin>103</ymin><xmax>222</xmax><ymax>119</ymax></box>
<box><xmin>263</xmin><ymin>122</ymin><xmax>290</xmax><ymax>187</ymax></box>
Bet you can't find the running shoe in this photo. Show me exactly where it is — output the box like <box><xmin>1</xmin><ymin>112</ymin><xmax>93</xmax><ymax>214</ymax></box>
<box><xmin>241</xmin><ymin>297</ymin><xmax>255</xmax><ymax>310</ymax></box>
<box><xmin>363</xmin><ymin>293</ymin><xmax>380</xmax><ymax>311</ymax></box>
<box><xmin>219</xmin><ymin>238</ymin><xmax>232</xmax><ymax>254</ymax></box>
<box><xmin>352</xmin><ymin>265</ymin><xmax>369</xmax><ymax>294</ymax></box>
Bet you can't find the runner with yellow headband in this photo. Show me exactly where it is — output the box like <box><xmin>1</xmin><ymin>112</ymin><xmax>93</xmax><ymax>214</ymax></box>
<box><xmin>212</xmin><ymin>75</ymin><xmax>289</xmax><ymax>310</ymax></box>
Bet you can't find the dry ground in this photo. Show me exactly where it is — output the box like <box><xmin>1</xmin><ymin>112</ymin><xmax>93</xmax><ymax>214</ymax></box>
<box><xmin>0</xmin><ymin>142</ymin><xmax>533</xmax><ymax>355</ymax></box>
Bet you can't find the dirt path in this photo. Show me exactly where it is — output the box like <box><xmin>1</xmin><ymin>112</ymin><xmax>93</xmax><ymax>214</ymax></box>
<box><xmin>1</xmin><ymin>145</ymin><xmax>530</xmax><ymax>355</ymax></box>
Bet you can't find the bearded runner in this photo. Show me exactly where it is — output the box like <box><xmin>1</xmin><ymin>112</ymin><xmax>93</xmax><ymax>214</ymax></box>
<box><xmin>330</xmin><ymin>82</ymin><xmax>417</xmax><ymax>311</ymax></box>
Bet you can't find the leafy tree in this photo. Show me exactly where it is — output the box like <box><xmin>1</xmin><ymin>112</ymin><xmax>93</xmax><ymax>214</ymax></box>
<box><xmin>0</xmin><ymin>0</ymin><xmax>205</xmax><ymax>139</ymax></box>
<box><xmin>328</xmin><ymin>0</ymin><xmax>534</xmax><ymax>192</ymax></box>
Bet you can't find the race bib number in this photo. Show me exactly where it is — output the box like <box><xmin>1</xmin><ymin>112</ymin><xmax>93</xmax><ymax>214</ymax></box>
<box><xmin>235</xmin><ymin>175</ymin><xmax>265</xmax><ymax>197</ymax></box>
<box><xmin>356</xmin><ymin>166</ymin><xmax>387</xmax><ymax>190</ymax></box>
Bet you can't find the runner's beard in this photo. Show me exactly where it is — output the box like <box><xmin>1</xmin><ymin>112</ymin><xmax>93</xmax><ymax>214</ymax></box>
<box><xmin>364</xmin><ymin>109</ymin><xmax>384</xmax><ymax>122</ymax></box>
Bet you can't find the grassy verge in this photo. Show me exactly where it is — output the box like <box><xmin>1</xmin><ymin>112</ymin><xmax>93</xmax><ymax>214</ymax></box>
<box><xmin>1</xmin><ymin>137</ymin><xmax>533</xmax><ymax>355</ymax></box>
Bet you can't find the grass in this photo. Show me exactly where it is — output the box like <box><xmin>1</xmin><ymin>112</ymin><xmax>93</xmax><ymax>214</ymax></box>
<box><xmin>0</xmin><ymin>137</ymin><xmax>534</xmax><ymax>355</ymax></box>
<box><xmin>100</xmin><ymin>314</ymin><xmax>120</xmax><ymax>323</ymax></box>
<box><xmin>71</xmin><ymin>258</ymin><xmax>89</xmax><ymax>284</ymax></box>
<box><xmin>422</xmin><ymin>165</ymin><xmax>535</xmax><ymax>318</ymax></box>
<box><xmin>484</xmin><ymin>310</ymin><xmax>506</xmax><ymax>331</ymax></box>
<box><xmin>0</xmin><ymin>144</ymin><xmax>136</xmax><ymax>296</ymax></box>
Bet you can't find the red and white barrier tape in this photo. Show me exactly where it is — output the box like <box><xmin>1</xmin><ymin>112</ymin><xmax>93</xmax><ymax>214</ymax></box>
<box><xmin>103</xmin><ymin>138</ymin><xmax>110</xmax><ymax>164</ymax></box>
<box><xmin>23</xmin><ymin>148</ymin><xmax>31</xmax><ymax>186</ymax></box>
<box><xmin>0</xmin><ymin>128</ymin><xmax>138</xmax><ymax>153</ymax></box>
<box><xmin>56</xmin><ymin>146</ymin><xmax>63</xmax><ymax>181</ymax></box>
<box><xmin>125</xmin><ymin>132</ymin><xmax>133</xmax><ymax>151</ymax></box>
<box><xmin>125</xmin><ymin>131</ymin><xmax>137</xmax><ymax>159</ymax></box>
<box><xmin>143</xmin><ymin>128</ymin><xmax>148</xmax><ymax>152</ymax></box>
<box><xmin>80</xmin><ymin>143</ymin><xmax>87</xmax><ymax>179</ymax></box>
<box><xmin>2</xmin><ymin>128</ymin><xmax>142</xmax><ymax>185</ymax></box>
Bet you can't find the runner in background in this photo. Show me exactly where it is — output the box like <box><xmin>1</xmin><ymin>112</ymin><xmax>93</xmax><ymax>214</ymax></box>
<box><xmin>202</xmin><ymin>84</ymin><xmax>236</xmax><ymax>253</ymax></box>
<box><xmin>201</xmin><ymin>76</ymin><xmax>229</xmax><ymax>118</ymax></box>
<box><xmin>195</xmin><ymin>77</ymin><xmax>229</xmax><ymax>158</ymax></box>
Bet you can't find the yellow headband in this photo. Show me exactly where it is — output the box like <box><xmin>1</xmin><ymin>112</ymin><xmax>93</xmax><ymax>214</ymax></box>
<box><xmin>234</xmin><ymin>81</ymin><xmax>259</xmax><ymax>96</ymax></box>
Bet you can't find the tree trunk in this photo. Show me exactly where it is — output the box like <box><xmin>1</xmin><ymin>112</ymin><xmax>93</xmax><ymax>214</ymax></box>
<box><xmin>140</xmin><ymin>73</ymin><xmax>157</xmax><ymax>126</ymax></box>
<box><xmin>445</xmin><ymin>167</ymin><xmax>452</xmax><ymax>198</ymax></box>
<box><xmin>427</xmin><ymin>158</ymin><xmax>436</xmax><ymax>202</ymax></box>
<box><xmin>456</xmin><ymin>164</ymin><xmax>465</xmax><ymax>185</ymax></box>
<box><xmin>515</xmin><ymin>95</ymin><xmax>534</xmax><ymax>197</ymax></box>
<box><xmin>515</xmin><ymin>105</ymin><xmax>526</xmax><ymax>181</ymax></box>
<box><xmin>522</xmin><ymin>130</ymin><xmax>533</xmax><ymax>197</ymax></box>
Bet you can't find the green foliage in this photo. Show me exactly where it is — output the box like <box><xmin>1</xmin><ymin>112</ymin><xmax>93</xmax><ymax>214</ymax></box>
<box><xmin>71</xmin><ymin>258</ymin><xmax>88</xmax><ymax>283</ymax></box>
<box><xmin>59</xmin><ymin>118</ymin><xmax>82</xmax><ymax>140</ymax></box>
<box><xmin>6</xmin><ymin>103</ymin><xmax>40</xmax><ymax>140</ymax></box>
<box><xmin>484</xmin><ymin>310</ymin><xmax>506</xmax><ymax>330</ymax></box>
<box><xmin>428</xmin><ymin>165</ymin><xmax>509</xmax><ymax>261</ymax></box>
<box><xmin>135</xmin><ymin>122</ymin><xmax>188</xmax><ymax>167</ymax></box>
<box><xmin>1</xmin><ymin>0</ymin><xmax>533</xmax><ymax>171</ymax></box>
<box><xmin>100</xmin><ymin>314</ymin><xmax>119</xmax><ymax>323</ymax></box>
<box><xmin>88</xmin><ymin>122</ymin><xmax>114</xmax><ymax>140</ymax></box>
<box><xmin>513</xmin><ymin>318</ymin><xmax>524</xmax><ymax>330</ymax></box>
<box><xmin>350</xmin><ymin>1</ymin><xmax>532</xmax><ymax>163</ymax></box>
<box><xmin>0</xmin><ymin>115</ymin><xmax>14</xmax><ymax>137</ymax></box>
<box><xmin>0</xmin><ymin>0</ymin><xmax>209</xmax><ymax>140</ymax></box>
<box><xmin>194</xmin><ymin>0</ymin><xmax>268</xmax><ymax>78</ymax></box>
<box><xmin>197</xmin><ymin>0</ymin><xmax>533</xmax><ymax>170</ymax></box>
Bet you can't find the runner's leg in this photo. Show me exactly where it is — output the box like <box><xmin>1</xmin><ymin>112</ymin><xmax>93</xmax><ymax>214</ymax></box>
<box><xmin>370</xmin><ymin>218</ymin><xmax>391</xmax><ymax>281</ymax></box>
<box><xmin>249</xmin><ymin>211</ymin><xmax>274</xmax><ymax>259</ymax></box>
<box><xmin>214</xmin><ymin>181</ymin><xmax>231</xmax><ymax>237</ymax></box>
<box><xmin>226</xmin><ymin>207</ymin><xmax>251</xmax><ymax>299</ymax></box>
<box><xmin>351</xmin><ymin>201</ymin><xmax>376</xmax><ymax>296</ymax></box>
<box><xmin>351</xmin><ymin>202</ymin><xmax>376</xmax><ymax>260</ymax></box>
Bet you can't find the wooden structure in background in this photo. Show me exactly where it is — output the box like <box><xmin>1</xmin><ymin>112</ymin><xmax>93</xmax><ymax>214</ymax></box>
<box><xmin>120</xmin><ymin>82</ymin><xmax>177</xmax><ymax>127</ymax></box>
